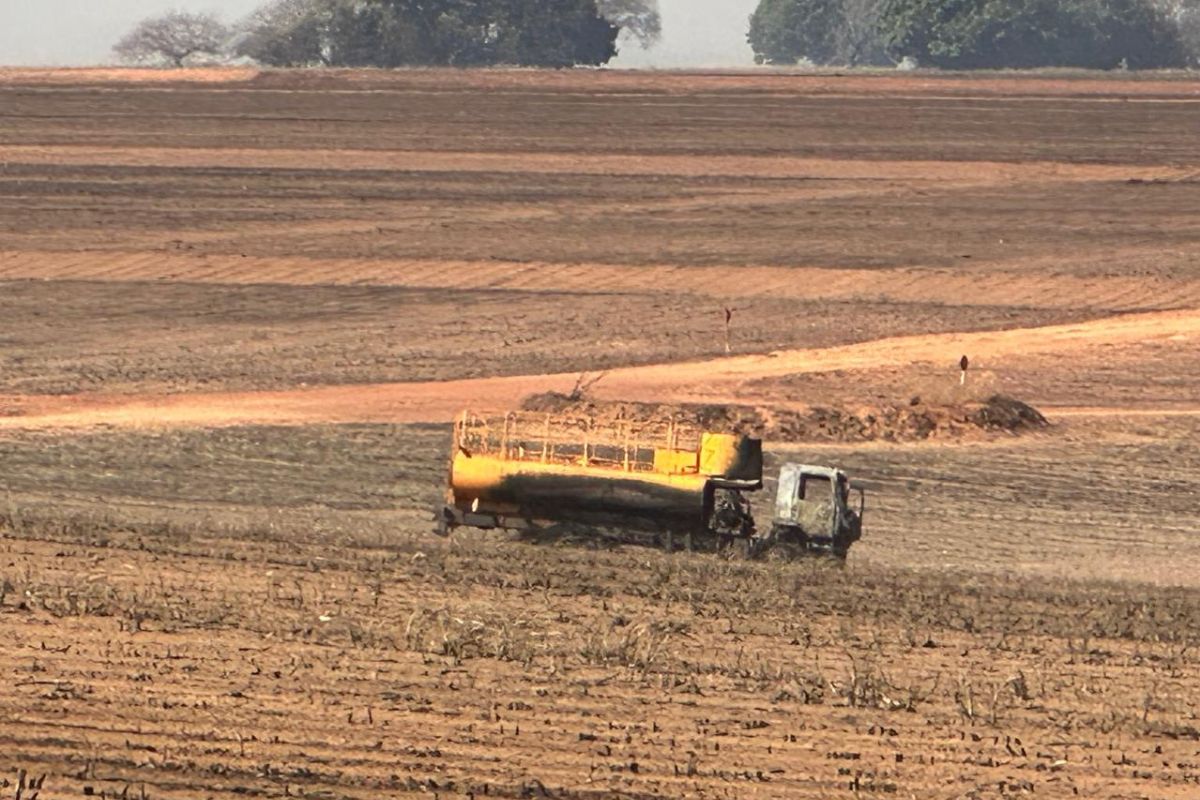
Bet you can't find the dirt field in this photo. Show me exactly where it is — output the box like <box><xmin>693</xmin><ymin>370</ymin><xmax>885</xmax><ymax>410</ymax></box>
<box><xmin>1</xmin><ymin>68</ymin><xmax>1198</xmax><ymax>799</ymax></box>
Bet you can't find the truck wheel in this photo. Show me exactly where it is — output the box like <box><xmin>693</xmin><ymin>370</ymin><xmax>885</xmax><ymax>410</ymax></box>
<box><xmin>433</xmin><ymin>506</ymin><xmax>454</xmax><ymax>537</ymax></box>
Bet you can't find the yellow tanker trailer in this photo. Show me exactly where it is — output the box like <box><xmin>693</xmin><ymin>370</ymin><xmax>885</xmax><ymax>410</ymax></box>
<box><xmin>434</xmin><ymin>411</ymin><xmax>867</xmax><ymax>557</ymax></box>
<box><xmin>435</xmin><ymin>410</ymin><xmax>764</xmax><ymax>551</ymax></box>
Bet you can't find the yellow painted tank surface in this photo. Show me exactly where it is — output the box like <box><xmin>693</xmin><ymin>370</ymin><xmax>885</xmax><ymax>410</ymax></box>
<box><xmin>445</xmin><ymin>411</ymin><xmax>762</xmax><ymax>532</ymax></box>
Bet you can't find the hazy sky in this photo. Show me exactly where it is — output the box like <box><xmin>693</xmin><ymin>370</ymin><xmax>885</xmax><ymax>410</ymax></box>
<box><xmin>0</xmin><ymin>0</ymin><xmax>757</xmax><ymax>67</ymax></box>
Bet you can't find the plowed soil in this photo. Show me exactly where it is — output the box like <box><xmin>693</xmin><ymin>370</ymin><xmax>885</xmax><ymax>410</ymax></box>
<box><xmin>1</xmin><ymin>68</ymin><xmax>1198</xmax><ymax>800</ymax></box>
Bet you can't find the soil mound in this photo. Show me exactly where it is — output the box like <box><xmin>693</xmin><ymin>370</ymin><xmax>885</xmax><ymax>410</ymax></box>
<box><xmin>773</xmin><ymin>394</ymin><xmax>1048</xmax><ymax>442</ymax></box>
<box><xmin>523</xmin><ymin>392</ymin><xmax>760</xmax><ymax>432</ymax></box>
<box><xmin>521</xmin><ymin>392</ymin><xmax>1048</xmax><ymax>443</ymax></box>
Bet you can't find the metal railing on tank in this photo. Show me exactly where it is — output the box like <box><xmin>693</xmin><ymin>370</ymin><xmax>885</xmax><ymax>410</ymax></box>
<box><xmin>454</xmin><ymin>411</ymin><xmax>702</xmax><ymax>474</ymax></box>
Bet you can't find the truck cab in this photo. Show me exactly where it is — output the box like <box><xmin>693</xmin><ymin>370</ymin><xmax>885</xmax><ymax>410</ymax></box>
<box><xmin>765</xmin><ymin>464</ymin><xmax>864</xmax><ymax>558</ymax></box>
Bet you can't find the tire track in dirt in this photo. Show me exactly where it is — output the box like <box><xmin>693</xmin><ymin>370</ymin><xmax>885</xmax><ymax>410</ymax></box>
<box><xmin>1047</xmin><ymin>406</ymin><xmax>1200</xmax><ymax>417</ymax></box>
<box><xmin>7</xmin><ymin>66</ymin><xmax>1200</xmax><ymax>98</ymax></box>
<box><xmin>1</xmin><ymin>145</ymin><xmax>1193</xmax><ymax>184</ymax></box>
<box><xmin>2</xmin><ymin>308</ymin><xmax>1195</xmax><ymax>431</ymax></box>
<box><xmin>0</xmin><ymin>67</ymin><xmax>262</xmax><ymax>84</ymax></box>
<box><xmin>3</xmin><ymin>251</ymin><xmax>1199</xmax><ymax>311</ymax></box>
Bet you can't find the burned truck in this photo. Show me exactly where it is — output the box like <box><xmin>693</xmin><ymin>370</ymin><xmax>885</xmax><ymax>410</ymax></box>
<box><xmin>756</xmin><ymin>463</ymin><xmax>864</xmax><ymax>558</ymax></box>
<box><xmin>435</xmin><ymin>410</ymin><xmax>864</xmax><ymax>558</ymax></box>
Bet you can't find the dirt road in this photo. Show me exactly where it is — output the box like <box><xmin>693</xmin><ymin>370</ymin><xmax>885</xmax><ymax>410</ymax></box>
<box><xmin>2</xmin><ymin>308</ymin><xmax>1194</xmax><ymax>429</ymax></box>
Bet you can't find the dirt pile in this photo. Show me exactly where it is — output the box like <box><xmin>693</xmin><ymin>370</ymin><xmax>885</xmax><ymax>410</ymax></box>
<box><xmin>522</xmin><ymin>392</ymin><xmax>763</xmax><ymax>433</ymax></box>
<box><xmin>522</xmin><ymin>392</ymin><xmax>1048</xmax><ymax>443</ymax></box>
<box><xmin>772</xmin><ymin>394</ymin><xmax>1048</xmax><ymax>442</ymax></box>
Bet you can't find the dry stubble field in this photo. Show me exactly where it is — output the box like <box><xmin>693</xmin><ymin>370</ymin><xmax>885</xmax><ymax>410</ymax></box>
<box><xmin>0</xmin><ymin>68</ymin><xmax>1199</xmax><ymax>799</ymax></box>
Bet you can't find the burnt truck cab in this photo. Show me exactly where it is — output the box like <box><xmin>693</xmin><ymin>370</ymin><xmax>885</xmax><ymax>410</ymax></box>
<box><xmin>766</xmin><ymin>464</ymin><xmax>864</xmax><ymax>558</ymax></box>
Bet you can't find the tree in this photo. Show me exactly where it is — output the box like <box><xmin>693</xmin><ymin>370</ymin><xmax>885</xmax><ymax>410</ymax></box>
<box><xmin>114</xmin><ymin>11</ymin><xmax>231</xmax><ymax>67</ymax></box>
<box><xmin>598</xmin><ymin>0</ymin><xmax>662</xmax><ymax>48</ymax></box>
<box><xmin>837</xmin><ymin>0</ymin><xmax>890</xmax><ymax>64</ymax></box>
<box><xmin>488</xmin><ymin>0</ymin><xmax>620</xmax><ymax>66</ymax></box>
<box><xmin>1150</xmin><ymin>0</ymin><xmax>1200</xmax><ymax>63</ymax></box>
<box><xmin>236</xmin><ymin>0</ymin><xmax>622</xmax><ymax>67</ymax></box>
<box><xmin>1183</xmin><ymin>7</ymin><xmax>1200</xmax><ymax>64</ymax></box>
<box><xmin>236</xmin><ymin>0</ymin><xmax>337</xmax><ymax>66</ymax></box>
<box><xmin>1082</xmin><ymin>0</ymin><xmax>1188</xmax><ymax>68</ymax></box>
<box><xmin>878</xmin><ymin>0</ymin><xmax>1069</xmax><ymax>69</ymax></box>
<box><xmin>747</xmin><ymin>0</ymin><xmax>888</xmax><ymax>65</ymax></box>
<box><xmin>878</xmin><ymin>0</ymin><xmax>1186</xmax><ymax>69</ymax></box>
<box><xmin>749</xmin><ymin>0</ymin><xmax>847</xmax><ymax>64</ymax></box>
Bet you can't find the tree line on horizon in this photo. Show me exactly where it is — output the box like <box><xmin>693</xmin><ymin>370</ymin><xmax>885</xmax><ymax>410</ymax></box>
<box><xmin>749</xmin><ymin>0</ymin><xmax>1200</xmax><ymax>69</ymax></box>
<box><xmin>114</xmin><ymin>0</ymin><xmax>660</xmax><ymax>69</ymax></box>
<box><xmin>115</xmin><ymin>0</ymin><xmax>1200</xmax><ymax>69</ymax></box>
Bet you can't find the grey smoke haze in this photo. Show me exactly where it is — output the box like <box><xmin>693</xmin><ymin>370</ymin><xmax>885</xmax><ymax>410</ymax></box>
<box><xmin>0</xmin><ymin>0</ymin><xmax>757</xmax><ymax>67</ymax></box>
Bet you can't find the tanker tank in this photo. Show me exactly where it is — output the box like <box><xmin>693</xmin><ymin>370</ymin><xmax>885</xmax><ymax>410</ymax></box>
<box><xmin>436</xmin><ymin>410</ymin><xmax>762</xmax><ymax>548</ymax></box>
